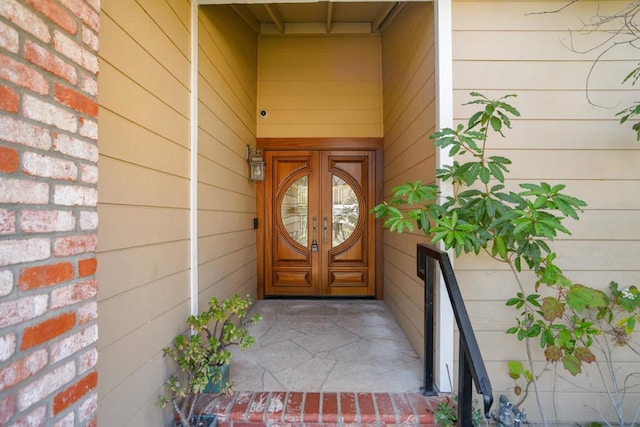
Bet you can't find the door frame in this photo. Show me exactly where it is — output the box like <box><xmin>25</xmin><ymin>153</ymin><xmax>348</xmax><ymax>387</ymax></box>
<box><xmin>256</xmin><ymin>137</ymin><xmax>384</xmax><ymax>299</ymax></box>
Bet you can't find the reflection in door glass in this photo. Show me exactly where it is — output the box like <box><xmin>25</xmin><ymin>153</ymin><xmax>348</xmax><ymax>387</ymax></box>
<box><xmin>281</xmin><ymin>176</ymin><xmax>308</xmax><ymax>247</ymax></box>
<box><xmin>332</xmin><ymin>175</ymin><xmax>359</xmax><ymax>247</ymax></box>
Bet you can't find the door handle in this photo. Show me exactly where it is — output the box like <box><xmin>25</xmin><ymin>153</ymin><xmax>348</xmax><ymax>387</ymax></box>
<box><xmin>323</xmin><ymin>217</ymin><xmax>328</xmax><ymax>244</ymax></box>
<box><xmin>311</xmin><ymin>217</ymin><xmax>318</xmax><ymax>252</ymax></box>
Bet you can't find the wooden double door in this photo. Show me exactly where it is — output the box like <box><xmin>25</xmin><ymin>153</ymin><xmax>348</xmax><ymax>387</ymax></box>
<box><xmin>262</xmin><ymin>147</ymin><xmax>378</xmax><ymax>297</ymax></box>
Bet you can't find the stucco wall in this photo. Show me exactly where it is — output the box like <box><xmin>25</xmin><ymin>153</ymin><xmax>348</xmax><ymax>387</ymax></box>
<box><xmin>451</xmin><ymin>1</ymin><xmax>640</xmax><ymax>423</ymax></box>
<box><xmin>380</xmin><ymin>2</ymin><xmax>436</xmax><ymax>360</ymax></box>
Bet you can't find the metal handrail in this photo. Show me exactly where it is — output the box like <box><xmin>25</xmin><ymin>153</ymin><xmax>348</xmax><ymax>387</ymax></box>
<box><xmin>416</xmin><ymin>243</ymin><xmax>493</xmax><ymax>423</ymax></box>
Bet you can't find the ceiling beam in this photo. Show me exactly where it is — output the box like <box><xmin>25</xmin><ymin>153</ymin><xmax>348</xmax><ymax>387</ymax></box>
<box><xmin>264</xmin><ymin>3</ymin><xmax>285</xmax><ymax>33</ymax></box>
<box><xmin>230</xmin><ymin>5</ymin><xmax>260</xmax><ymax>33</ymax></box>
<box><xmin>326</xmin><ymin>1</ymin><xmax>333</xmax><ymax>33</ymax></box>
<box><xmin>372</xmin><ymin>2</ymin><xmax>400</xmax><ymax>33</ymax></box>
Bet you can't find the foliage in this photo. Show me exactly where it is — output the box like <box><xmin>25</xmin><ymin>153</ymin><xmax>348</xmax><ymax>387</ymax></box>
<box><xmin>617</xmin><ymin>62</ymin><xmax>640</xmax><ymax>141</ymax></box>
<box><xmin>158</xmin><ymin>293</ymin><xmax>262</xmax><ymax>427</ymax></box>
<box><xmin>372</xmin><ymin>92</ymin><xmax>640</xmax><ymax>425</ymax></box>
<box><xmin>433</xmin><ymin>396</ymin><xmax>483</xmax><ymax>427</ymax></box>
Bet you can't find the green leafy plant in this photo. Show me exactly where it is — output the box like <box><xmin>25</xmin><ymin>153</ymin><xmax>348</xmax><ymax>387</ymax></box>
<box><xmin>371</xmin><ymin>92</ymin><xmax>640</xmax><ymax>425</ymax></box>
<box><xmin>617</xmin><ymin>62</ymin><xmax>640</xmax><ymax>141</ymax></box>
<box><xmin>158</xmin><ymin>293</ymin><xmax>262</xmax><ymax>427</ymax></box>
<box><xmin>434</xmin><ymin>396</ymin><xmax>483</xmax><ymax>427</ymax></box>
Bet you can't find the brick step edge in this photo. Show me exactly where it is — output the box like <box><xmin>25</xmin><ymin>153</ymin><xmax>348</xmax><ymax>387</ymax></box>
<box><xmin>203</xmin><ymin>391</ymin><xmax>449</xmax><ymax>426</ymax></box>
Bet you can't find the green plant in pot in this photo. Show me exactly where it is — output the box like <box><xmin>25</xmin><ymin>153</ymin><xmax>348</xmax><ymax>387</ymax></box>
<box><xmin>158</xmin><ymin>293</ymin><xmax>262</xmax><ymax>427</ymax></box>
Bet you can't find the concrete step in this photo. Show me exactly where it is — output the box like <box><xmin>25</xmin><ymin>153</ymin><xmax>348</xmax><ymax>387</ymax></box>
<box><xmin>205</xmin><ymin>391</ymin><xmax>447</xmax><ymax>427</ymax></box>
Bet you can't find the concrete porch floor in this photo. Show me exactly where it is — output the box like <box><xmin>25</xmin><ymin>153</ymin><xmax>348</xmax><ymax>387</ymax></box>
<box><xmin>229</xmin><ymin>299</ymin><xmax>424</xmax><ymax>393</ymax></box>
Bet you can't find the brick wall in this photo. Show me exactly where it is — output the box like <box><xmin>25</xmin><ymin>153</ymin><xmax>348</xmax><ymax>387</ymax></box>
<box><xmin>0</xmin><ymin>1</ymin><xmax>99</xmax><ymax>426</ymax></box>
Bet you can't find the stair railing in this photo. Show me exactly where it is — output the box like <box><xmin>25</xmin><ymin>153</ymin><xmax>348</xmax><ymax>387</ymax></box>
<box><xmin>417</xmin><ymin>243</ymin><xmax>493</xmax><ymax>423</ymax></box>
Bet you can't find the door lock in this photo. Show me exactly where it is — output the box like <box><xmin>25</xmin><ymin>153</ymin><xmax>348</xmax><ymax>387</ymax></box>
<box><xmin>311</xmin><ymin>217</ymin><xmax>318</xmax><ymax>252</ymax></box>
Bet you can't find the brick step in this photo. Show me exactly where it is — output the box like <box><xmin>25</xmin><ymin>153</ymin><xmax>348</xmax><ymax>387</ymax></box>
<box><xmin>204</xmin><ymin>391</ymin><xmax>448</xmax><ymax>427</ymax></box>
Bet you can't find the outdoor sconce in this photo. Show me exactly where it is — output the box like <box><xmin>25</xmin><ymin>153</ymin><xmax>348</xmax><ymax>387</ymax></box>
<box><xmin>247</xmin><ymin>145</ymin><xmax>265</xmax><ymax>182</ymax></box>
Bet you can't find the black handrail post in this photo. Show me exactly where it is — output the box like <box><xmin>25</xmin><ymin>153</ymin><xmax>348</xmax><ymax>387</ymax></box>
<box><xmin>416</xmin><ymin>244</ymin><xmax>494</xmax><ymax>421</ymax></box>
<box><xmin>458</xmin><ymin>342</ymin><xmax>473</xmax><ymax>424</ymax></box>
<box><xmin>420</xmin><ymin>247</ymin><xmax>437</xmax><ymax>396</ymax></box>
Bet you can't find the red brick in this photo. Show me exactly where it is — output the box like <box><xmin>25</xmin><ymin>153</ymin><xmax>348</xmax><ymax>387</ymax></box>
<box><xmin>59</xmin><ymin>0</ymin><xmax>99</xmax><ymax>32</ymax></box>
<box><xmin>375</xmin><ymin>393</ymin><xmax>396</xmax><ymax>424</ymax></box>
<box><xmin>20</xmin><ymin>209</ymin><xmax>76</xmax><ymax>233</ymax></box>
<box><xmin>21</xmin><ymin>312</ymin><xmax>76</xmax><ymax>350</ymax></box>
<box><xmin>19</xmin><ymin>262</ymin><xmax>74</xmax><ymax>290</ymax></box>
<box><xmin>24</xmin><ymin>40</ymin><xmax>77</xmax><ymax>85</ymax></box>
<box><xmin>85</xmin><ymin>415</ymin><xmax>97</xmax><ymax>427</ymax></box>
<box><xmin>357</xmin><ymin>393</ymin><xmax>377</xmax><ymax>423</ymax></box>
<box><xmin>80</xmin><ymin>164</ymin><xmax>98</xmax><ymax>185</ymax></box>
<box><xmin>78</xmin><ymin>257</ymin><xmax>97</xmax><ymax>277</ymax></box>
<box><xmin>54</xmin><ymin>83</ymin><xmax>98</xmax><ymax>118</ymax></box>
<box><xmin>0</xmin><ymin>54</ymin><xmax>48</xmax><ymax>96</ymax></box>
<box><xmin>54</xmin><ymin>234</ymin><xmax>97</xmax><ymax>256</ymax></box>
<box><xmin>13</xmin><ymin>406</ymin><xmax>46</xmax><ymax>426</ymax></box>
<box><xmin>266</xmin><ymin>392</ymin><xmax>285</xmax><ymax>422</ymax></box>
<box><xmin>53</xmin><ymin>184</ymin><xmax>98</xmax><ymax>207</ymax></box>
<box><xmin>226</xmin><ymin>390</ymin><xmax>252</xmax><ymax>420</ymax></box>
<box><xmin>0</xmin><ymin>145</ymin><xmax>19</xmax><ymax>173</ymax></box>
<box><xmin>0</xmin><ymin>19</ymin><xmax>20</xmax><ymax>53</ymax></box>
<box><xmin>81</xmin><ymin>25</ymin><xmax>98</xmax><ymax>52</ymax></box>
<box><xmin>0</xmin><ymin>115</ymin><xmax>52</xmax><ymax>150</ymax></box>
<box><xmin>247</xmin><ymin>391</ymin><xmax>270</xmax><ymax>422</ymax></box>
<box><xmin>284</xmin><ymin>392</ymin><xmax>304</xmax><ymax>423</ymax></box>
<box><xmin>22</xmin><ymin>151</ymin><xmax>78</xmax><ymax>181</ymax></box>
<box><xmin>321</xmin><ymin>392</ymin><xmax>338</xmax><ymax>423</ymax></box>
<box><xmin>303</xmin><ymin>392</ymin><xmax>320</xmax><ymax>423</ymax></box>
<box><xmin>53</xmin><ymin>371</ymin><xmax>97</xmax><ymax>415</ymax></box>
<box><xmin>340</xmin><ymin>392</ymin><xmax>357</xmax><ymax>423</ymax></box>
<box><xmin>51</xmin><ymin>279</ymin><xmax>97</xmax><ymax>309</ymax></box>
<box><xmin>77</xmin><ymin>301</ymin><xmax>97</xmax><ymax>325</ymax></box>
<box><xmin>18</xmin><ymin>361</ymin><xmax>75</xmax><ymax>410</ymax></box>
<box><xmin>0</xmin><ymin>0</ymin><xmax>51</xmax><ymax>43</ymax></box>
<box><xmin>0</xmin><ymin>270</ymin><xmax>14</xmax><ymax>297</ymax></box>
<box><xmin>0</xmin><ymin>332</ymin><xmax>17</xmax><ymax>362</ymax></box>
<box><xmin>0</xmin><ymin>294</ymin><xmax>48</xmax><ymax>328</ymax></box>
<box><xmin>53</xmin><ymin>132</ymin><xmax>98</xmax><ymax>161</ymax></box>
<box><xmin>0</xmin><ymin>238</ymin><xmax>50</xmax><ymax>267</ymax></box>
<box><xmin>77</xmin><ymin>391</ymin><xmax>97</xmax><ymax>422</ymax></box>
<box><xmin>27</xmin><ymin>0</ymin><xmax>78</xmax><ymax>35</ymax></box>
<box><xmin>0</xmin><ymin>349</ymin><xmax>47</xmax><ymax>392</ymax></box>
<box><xmin>80</xmin><ymin>74</ymin><xmax>97</xmax><ymax>97</ymax></box>
<box><xmin>23</xmin><ymin>94</ymin><xmax>77</xmax><ymax>133</ymax></box>
<box><xmin>407</xmin><ymin>393</ymin><xmax>438</xmax><ymax>424</ymax></box>
<box><xmin>77</xmin><ymin>347</ymin><xmax>98</xmax><ymax>373</ymax></box>
<box><xmin>0</xmin><ymin>394</ymin><xmax>14</xmax><ymax>424</ymax></box>
<box><xmin>53</xmin><ymin>30</ymin><xmax>98</xmax><ymax>74</ymax></box>
<box><xmin>0</xmin><ymin>84</ymin><xmax>19</xmax><ymax>113</ymax></box>
<box><xmin>392</xmin><ymin>393</ymin><xmax>414</xmax><ymax>424</ymax></box>
<box><xmin>0</xmin><ymin>209</ymin><xmax>16</xmax><ymax>235</ymax></box>
<box><xmin>50</xmin><ymin>324</ymin><xmax>97</xmax><ymax>363</ymax></box>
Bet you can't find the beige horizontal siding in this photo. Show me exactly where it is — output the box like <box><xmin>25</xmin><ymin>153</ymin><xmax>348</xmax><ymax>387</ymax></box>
<box><xmin>452</xmin><ymin>1</ymin><xmax>640</xmax><ymax>423</ymax></box>
<box><xmin>197</xmin><ymin>5</ymin><xmax>258</xmax><ymax>308</ymax></box>
<box><xmin>258</xmin><ymin>35</ymin><xmax>383</xmax><ymax>137</ymax></box>
<box><xmin>380</xmin><ymin>2</ymin><xmax>436</xmax><ymax>361</ymax></box>
<box><xmin>97</xmin><ymin>0</ymin><xmax>192</xmax><ymax>425</ymax></box>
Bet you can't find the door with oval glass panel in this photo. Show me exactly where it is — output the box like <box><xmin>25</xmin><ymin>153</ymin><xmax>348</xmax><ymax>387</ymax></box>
<box><xmin>264</xmin><ymin>150</ymin><xmax>376</xmax><ymax>297</ymax></box>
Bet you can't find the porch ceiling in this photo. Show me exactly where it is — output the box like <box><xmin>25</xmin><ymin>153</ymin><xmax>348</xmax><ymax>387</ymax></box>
<box><xmin>227</xmin><ymin>1</ymin><xmax>408</xmax><ymax>33</ymax></box>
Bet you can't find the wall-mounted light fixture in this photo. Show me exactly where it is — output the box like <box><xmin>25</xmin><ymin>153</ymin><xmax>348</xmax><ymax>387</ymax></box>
<box><xmin>247</xmin><ymin>145</ymin><xmax>265</xmax><ymax>182</ymax></box>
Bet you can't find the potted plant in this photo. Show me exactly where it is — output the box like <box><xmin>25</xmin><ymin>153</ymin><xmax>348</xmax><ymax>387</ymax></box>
<box><xmin>158</xmin><ymin>293</ymin><xmax>262</xmax><ymax>427</ymax></box>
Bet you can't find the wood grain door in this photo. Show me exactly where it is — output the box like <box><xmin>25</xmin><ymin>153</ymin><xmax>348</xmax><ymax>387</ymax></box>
<box><xmin>264</xmin><ymin>150</ymin><xmax>376</xmax><ymax>297</ymax></box>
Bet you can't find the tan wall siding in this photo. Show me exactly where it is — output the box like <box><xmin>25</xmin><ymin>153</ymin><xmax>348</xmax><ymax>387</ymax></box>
<box><xmin>98</xmin><ymin>2</ymin><xmax>259</xmax><ymax>426</ymax></box>
<box><xmin>452</xmin><ymin>1</ymin><xmax>640</xmax><ymax>422</ymax></box>
<box><xmin>97</xmin><ymin>1</ymin><xmax>189</xmax><ymax>426</ymax></box>
<box><xmin>257</xmin><ymin>35</ymin><xmax>383</xmax><ymax>138</ymax></box>
<box><xmin>380</xmin><ymin>3</ymin><xmax>436</xmax><ymax>359</ymax></box>
<box><xmin>197</xmin><ymin>6</ymin><xmax>259</xmax><ymax>307</ymax></box>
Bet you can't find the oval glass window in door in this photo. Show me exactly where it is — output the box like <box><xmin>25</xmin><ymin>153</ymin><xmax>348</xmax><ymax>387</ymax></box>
<box><xmin>280</xmin><ymin>175</ymin><xmax>309</xmax><ymax>247</ymax></box>
<box><xmin>332</xmin><ymin>175</ymin><xmax>359</xmax><ymax>247</ymax></box>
